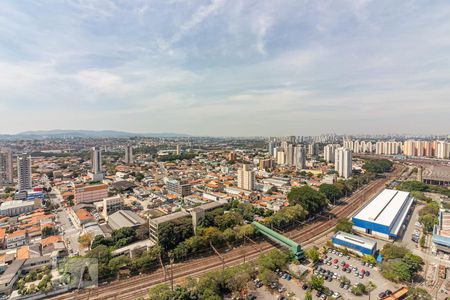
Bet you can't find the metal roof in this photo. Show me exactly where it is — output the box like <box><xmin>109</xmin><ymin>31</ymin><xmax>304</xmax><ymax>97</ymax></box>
<box><xmin>353</xmin><ymin>189</ymin><xmax>411</xmax><ymax>227</ymax></box>
<box><xmin>333</xmin><ymin>231</ymin><xmax>377</xmax><ymax>249</ymax></box>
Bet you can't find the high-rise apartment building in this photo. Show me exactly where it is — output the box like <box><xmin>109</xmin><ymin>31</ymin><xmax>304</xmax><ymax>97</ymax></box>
<box><xmin>17</xmin><ymin>154</ymin><xmax>32</xmax><ymax>191</ymax></box>
<box><xmin>286</xmin><ymin>144</ymin><xmax>295</xmax><ymax>166</ymax></box>
<box><xmin>335</xmin><ymin>148</ymin><xmax>352</xmax><ymax>179</ymax></box>
<box><xmin>237</xmin><ymin>164</ymin><xmax>255</xmax><ymax>191</ymax></box>
<box><xmin>91</xmin><ymin>147</ymin><xmax>102</xmax><ymax>174</ymax></box>
<box><xmin>124</xmin><ymin>145</ymin><xmax>133</xmax><ymax>164</ymax></box>
<box><xmin>437</xmin><ymin>141</ymin><xmax>450</xmax><ymax>159</ymax></box>
<box><xmin>268</xmin><ymin>141</ymin><xmax>275</xmax><ymax>156</ymax></box>
<box><xmin>308</xmin><ymin>143</ymin><xmax>317</xmax><ymax>156</ymax></box>
<box><xmin>259</xmin><ymin>159</ymin><xmax>274</xmax><ymax>171</ymax></box>
<box><xmin>276</xmin><ymin>149</ymin><xmax>286</xmax><ymax>165</ymax></box>
<box><xmin>228</xmin><ymin>152</ymin><xmax>237</xmax><ymax>161</ymax></box>
<box><xmin>323</xmin><ymin>144</ymin><xmax>336</xmax><ymax>163</ymax></box>
<box><xmin>403</xmin><ymin>140</ymin><xmax>416</xmax><ymax>156</ymax></box>
<box><xmin>176</xmin><ymin>145</ymin><xmax>181</xmax><ymax>155</ymax></box>
<box><xmin>0</xmin><ymin>148</ymin><xmax>13</xmax><ymax>185</ymax></box>
<box><xmin>294</xmin><ymin>145</ymin><xmax>306</xmax><ymax>169</ymax></box>
<box><xmin>90</xmin><ymin>147</ymin><xmax>104</xmax><ymax>181</ymax></box>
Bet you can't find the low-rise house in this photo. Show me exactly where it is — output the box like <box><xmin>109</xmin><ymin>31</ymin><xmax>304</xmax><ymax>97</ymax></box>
<box><xmin>74</xmin><ymin>208</ymin><xmax>95</xmax><ymax>227</ymax></box>
<box><xmin>6</xmin><ymin>230</ymin><xmax>27</xmax><ymax>249</ymax></box>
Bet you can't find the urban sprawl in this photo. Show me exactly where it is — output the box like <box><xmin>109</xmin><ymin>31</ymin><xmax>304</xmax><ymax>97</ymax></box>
<box><xmin>0</xmin><ymin>134</ymin><xmax>449</xmax><ymax>300</ymax></box>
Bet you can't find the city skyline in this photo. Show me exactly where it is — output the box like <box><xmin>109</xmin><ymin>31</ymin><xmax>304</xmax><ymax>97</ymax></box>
<box><xmin>1</xmin><ymin>1</ymin><xmax>450</xmax><ymax>136</ymax></box>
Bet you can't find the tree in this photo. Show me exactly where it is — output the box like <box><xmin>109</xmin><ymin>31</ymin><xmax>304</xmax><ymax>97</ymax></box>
<box><xmin>407</xmin><ymin>287</ymin><xmax>432</xmax><ymax>300</ymax></box>
<box><xmin>351</xmin><ymin>283</ymin><xmax>367</xmax><ymax>295</ymax></box>
<box><xmin>402</xmin><ymin>253</ymin><xmax>423</xmax><ymax>273</ymax></box>
<box><xmin>305</xmin><ymin>290</ymin><xmax>313</xmax><ymax>300</ymax></box>
<box><xmin>42</xmin><ymin>226</ymin><xmax>58</xmax><ymax>238</ymax></box>
<box><xmin>420</xmin><ymin>235</ymin><xmax>426</xmax><ymax>248</ymax></box>
<box><xmin>78</xmin><ymin>233</ymin><xmax>93</xmax><ymax>249</ymax></box>
<box><xmin>381</xmin><ymin>244</ymin><xmax>409</xmax><ymax>260</ymax></box>
<box><xmin>269</xmin><ymin>204</ymin><xmax>307</xmax><ymax>229</ymax></box>
<box><xmin>362</xmin><ymin>255</ymin><xmax>376</xmax><ymax>265</ymax></box>
<box><xmin>310</xmin><ymin>275</ymin><xmax>324</xmax><ymax>290</ymax></box>
<box><xmin>362</xmin><ymin>159</ymin><xmax>393</xmax><ymax>174</ymax></box>
<box><xmin>419</xmin><ymin>201</ymin><xmax>440</xmax><ymax>217</ymax></box>
<box><xmin>419</xmin><ymin>214</ymin><xmax>438</xmax><ymax>233</ymax></box>
<box><xmin>288</xmin><ymin>186</ymin><xmax>328</xmax><ymax>215</ymax></box>
<box><xmin>136</xmin><ymin>223</ymin><xmax>149</xmax><ymax>240</ymax></box>
<box><xmin>335</xmin><ymin>218</ymin><xmax>353</xmax><ymax>233</ymax></box>
<box><xmin>108</xmin><ymin>255</ymin><xmax>131</xmax><ymax>273</ymax></box>
<box><xmin>132</xmin><ymin>246</ymin><xmax>161</xmax><ymax>273</ymax></box>
<box><xmin>256</xmin><ymin>250</ymin><xmax>292</xmax><ymax>276</ymax></box>
<box><xmin>214</xmin><ymin>211</ymin><xmax>243</xmax><ymax>231</ymax></box>
<box><xmin>135</xmin><ymin>172</ymin><xmax>145</xmax><ymax>182</ymax></box>
<box><xmin>85</xmin><ymin>245</ymin><xmax>111</xmax><ymax>264</ymax></box>
<box><xmin>91</xmin><ymin>235</ymin><xmax>112</xmax><ymax>249</ymax></box>
<box><xmin>397</xmin><ymin>181</ymin><xmax>429</xmax><ymax>192</ymax></box>
<box><xmin>158</xmin><ymin>217</ymin><xmax>194</xmax><ymax>251</ymax></box>
<box><xmin>306</xmin><ymin>246</ymin><xmax>320</xmax><ymax>264</ymax></box>
<box><xmin>319</xmin><ymin>184</ymin><xmax>343</xmax><ymax>202</ymax></box>
<box><xmin>382</xmin><ymin>261</ymin><xmax>412</xmax><ymax>282</ymax></box>
<box><xmin>148</xmin><ymin>284</ymin><xmax>173</xmax><ymax>300</ymax></box>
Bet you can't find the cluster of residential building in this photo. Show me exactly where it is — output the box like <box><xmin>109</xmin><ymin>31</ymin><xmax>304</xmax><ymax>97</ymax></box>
<box><xmin>343</xmin><ymin>138</ymin><xmax>450</xmax><ymax>159</ymax></box>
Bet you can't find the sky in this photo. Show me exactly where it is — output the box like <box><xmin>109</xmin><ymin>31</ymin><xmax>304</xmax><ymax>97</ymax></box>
<box><xmin>0</xmin><ymin>0</ymin><xmax>449</xmax><ymax>136</ymax></box>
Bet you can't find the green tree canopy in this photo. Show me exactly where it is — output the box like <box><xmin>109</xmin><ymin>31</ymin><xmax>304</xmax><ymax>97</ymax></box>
<box><xmin>310</xmin><ymin>275</ymin><xmax>324</xmax><ymax>290</ymax></box>
<box><xmin>306</xmin><ymin>246</ymin><xmax>320</xmax><ymax>263</ymax></box>
<box><xmin>319</xmin><ymin>184</ymin><xmax>343</xmax><ymax>201</ymax></box>
<box><xmin>335</xmin><ymin>218</ymin><xmax>353</xmax><ymax>233</ymax></box>
<box><xmin>288</xmin><ymin>186</ymin><xmax>328</xmax><ymax>214</ymax></box>
<box><xmin>362</xmin><ymin>159</ymin><xmax>393</xmax><ymax>174</ymax></box>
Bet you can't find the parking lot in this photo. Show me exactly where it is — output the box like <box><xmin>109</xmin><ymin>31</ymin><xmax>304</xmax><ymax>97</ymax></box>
<box><xmin>312</xmin><ymin>249</ymin><xmax>399</xmax><ymax>299</ymax></box>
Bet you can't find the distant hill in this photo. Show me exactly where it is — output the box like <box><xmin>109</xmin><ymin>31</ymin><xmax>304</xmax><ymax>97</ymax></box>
<box><xmin>0</xmin><ymin>130</ymin><xmax>191</xmax><ymax>139</ymax></box>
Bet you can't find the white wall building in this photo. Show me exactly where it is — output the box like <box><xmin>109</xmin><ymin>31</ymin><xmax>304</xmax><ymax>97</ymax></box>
<box><xmin>335</xmin><ymin>148</ymin><xmax>352</xmax><ymax>179</ymax></box>
<box><xmin>237</xmin><ymin>164</ymin><xmax>255</xmax><ymax>191</ymax></box>
<box><xmin>124</xmin><ymin>145</ymin><xmax>133</xmax><ymax>164</ymax></box>
<box><xmin>323</xmin><ymin>144</ymin><xmax>336</xmax><ymax>163</ymax></box>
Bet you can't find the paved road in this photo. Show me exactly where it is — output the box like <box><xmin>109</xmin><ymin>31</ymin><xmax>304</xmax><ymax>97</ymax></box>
<box><xmin>50</xmin><ymin>191</ymin><xmax>81</xmax><ymax>255</ymax></box>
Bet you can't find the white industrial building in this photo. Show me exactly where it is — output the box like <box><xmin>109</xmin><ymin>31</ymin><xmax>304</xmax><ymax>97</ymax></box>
<box><xmin>352</xmin><ymin>189</ymin><xmax>414</xmax><ymax>240</ymax></box>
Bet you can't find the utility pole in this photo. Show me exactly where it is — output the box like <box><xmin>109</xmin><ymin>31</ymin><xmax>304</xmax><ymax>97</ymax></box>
<box><xmin>244</xmin><ymin>234</ymin><xmax>262</xmax><ymax>253</ymax></box>
<box><xmin>159</xmin><ymin>252</ymin><xmax>167</xmax><ymax>281</ymax></box>
<box><xmin>210</xmin><ymin>241</ymin><xmax>225</xmax><ymax>272</ymax></box>
<box><xmin>169</xmin><ymin>257</ymin><xmax>174</xmax><ymax>292</ymax></box>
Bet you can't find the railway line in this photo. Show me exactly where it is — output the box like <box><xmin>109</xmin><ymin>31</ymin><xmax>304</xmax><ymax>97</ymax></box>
<box><xmin>51</xmin><ymin>167</ymin><xmax>402</xmax><ymax>300</ymax></box>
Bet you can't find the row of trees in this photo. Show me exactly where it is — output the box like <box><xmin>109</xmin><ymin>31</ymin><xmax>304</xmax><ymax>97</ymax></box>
<box><xmin>362</xmin><ymin>159</ymin><xmax>393</xmax><ymax>174</ymax></box>
<box><xmin>418</xmin><ymin>201</ymin><xmax>440</xmax><ymax>233</ymax></box>
<box><xmin>83</xmin><ymin>245</ymin><xmax>161</xmax><ymax>281</ymax></box>
<box><xmin>147</xmin><ymin>249</ymin><xmax>292</xmax><ymax>300</ymax></box>
<box><xmin>157</xmin><ymin>153</ymin><xmax>196</xmax><ymax>162</ymax></box>
<box><xmin>398</xmin><ymin>180</ymin><xmax>450</xmax><ymax>198</ymax></box>
<box><xmin>170</xmin><ymin>224</ymin><xmax>256</xmax><ymax>262</ymax></box>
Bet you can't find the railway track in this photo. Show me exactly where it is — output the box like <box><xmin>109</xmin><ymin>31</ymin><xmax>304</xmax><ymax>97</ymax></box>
<box><xmin>51</xmin><ymin>168</ymin><xmax>400</xmax><ymax>300</ymax></box>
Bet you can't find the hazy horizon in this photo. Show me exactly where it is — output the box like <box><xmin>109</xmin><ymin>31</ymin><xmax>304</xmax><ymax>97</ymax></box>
<box><xmin>1</xmin><ymin>1</ymin><xmax>450</xmax><ymax>136</ymax></box>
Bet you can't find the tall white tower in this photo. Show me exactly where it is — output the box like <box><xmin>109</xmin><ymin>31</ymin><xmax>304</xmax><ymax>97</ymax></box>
<box><xmin>125</xmin><ymin>145</ymin><xmax>133</xmax><ymax>164</ymax></box>
<box><xmin>335</xmin><ymin>148</ymin><xmax>352</xmax><ymax>179</ymax></box>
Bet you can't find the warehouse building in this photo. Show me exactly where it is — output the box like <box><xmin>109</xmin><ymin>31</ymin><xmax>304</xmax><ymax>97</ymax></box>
<box><xmin>432</xmin><ymin>210</ymin><xmax>450</xmax><ymax>253</ymax></box>
<box><xmin>108</xmin><ymin>210</ymin><xmax>146</xmax><ymax>231</ymax></box>
<box><xmin>332</xmin><ymin>231</ymin><xmax>377</xmax><ymax>256</ymax></box>
<box><xmin>352</xmin><ymin>189</ymin><xmax>414</xmax><ymax>240</ymax></box>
